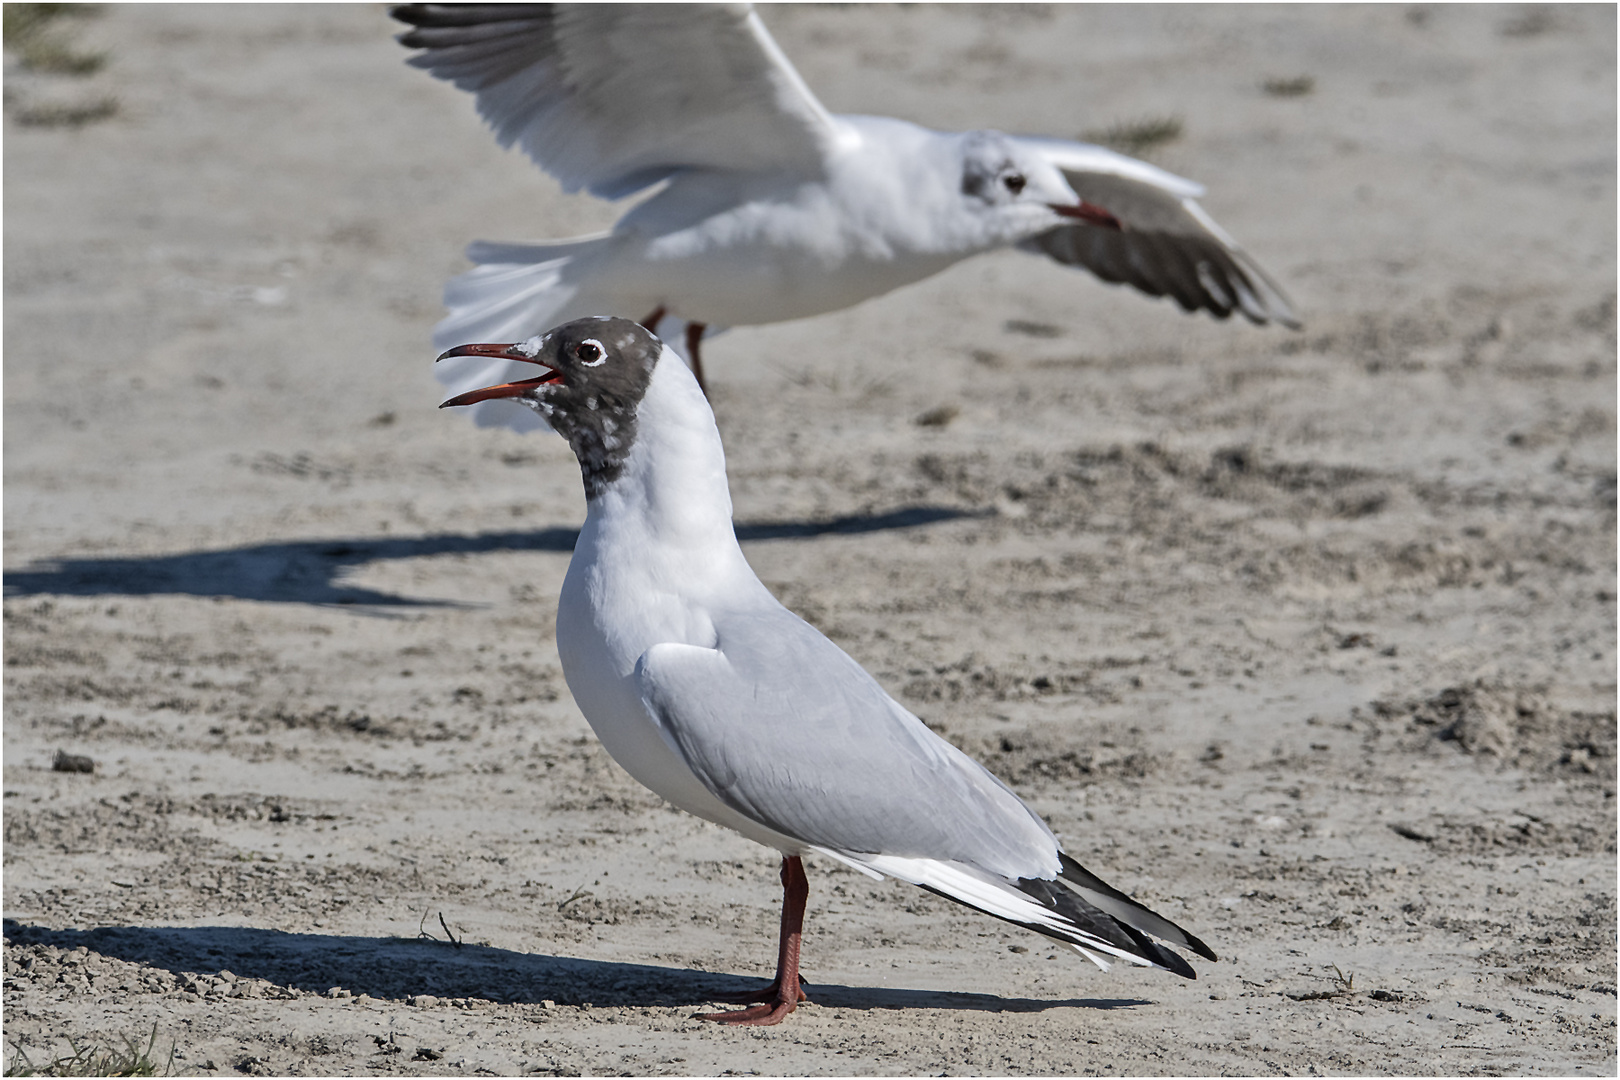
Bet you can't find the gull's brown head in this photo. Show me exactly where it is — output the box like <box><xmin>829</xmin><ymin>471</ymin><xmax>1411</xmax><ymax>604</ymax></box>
<box><xmin>438</xmin><ymin>316</ymin><xmax>665</xmax><ymax>495</ymax></box>
<box><xmin>438</xmin><ymin>316</ymin><xmax>661</xmax><ymax>409</ymax></box>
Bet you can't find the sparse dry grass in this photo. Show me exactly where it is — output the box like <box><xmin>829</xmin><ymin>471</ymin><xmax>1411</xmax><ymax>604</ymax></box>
<box><xmin>4</xmin><ymin>1025</ymin><xmax>173</xmax><ymax>1077</ymax></box>
<box><xmin>12</xmin><ymin>97</ymin><xmax>117</xmax><ymax>127</ymax></box>
<box><xmin>1080</xmin><ymin>115</ymin><xmax>1184</xmax><ymax>155</ymax></box>
<box><xmin>3</xmin><ymin>4</ymin><xmax>107</xmax><ymax>75</ymax></box>
<box><xmin>1263</xmin><ymin>75</ymin><xmax>1316</xmax><ymax>97</ymax></box>
<box><xmin>3</xmin><ymin>3</ymin><xmax>117</xmax><ymax>128</ymax></box>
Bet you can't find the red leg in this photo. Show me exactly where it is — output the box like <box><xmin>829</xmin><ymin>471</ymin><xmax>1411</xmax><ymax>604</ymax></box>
<box><xmin>696</xmin><ymin>856</ymin><xmax>809</xmax><ymax>1026</ymax></box>
<box><xmin>639</xmin><ymin>306</ymin><xmax>666</xmax><ymax>334</ymax></box>
<box><xmin>685</xmin><ymin>321</ymin><xmax>708</xmax><ymax>397</ymax></box>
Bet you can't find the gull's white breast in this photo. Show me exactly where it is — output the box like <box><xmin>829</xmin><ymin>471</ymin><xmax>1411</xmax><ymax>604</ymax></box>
<box><xmin>553</xmin><ymin>356</ymin><xmax>807</xmax><ymax>852</ymax></box>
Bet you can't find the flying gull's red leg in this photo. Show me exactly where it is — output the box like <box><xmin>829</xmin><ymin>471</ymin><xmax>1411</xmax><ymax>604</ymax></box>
<box><xmin>639</xmin><ymin>306</ymin><xmax>667</xmax><ymax>334</ymax></box>
<box><xmin>696</xmin><ymin>856</ymin><xmax>810</xmax><ymax>1025</ymax></box>
<box><xmin>685</xmin><ymin>321</ymin><xmax>709</xmax><ymax>397</ymax></box>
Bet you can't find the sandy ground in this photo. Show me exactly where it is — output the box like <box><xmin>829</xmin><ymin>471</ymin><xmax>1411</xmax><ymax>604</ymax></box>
<box><xmin>3</xmin><ymin>4</ymin><xmax>1616</xmax><ymax>1075</ymax></box>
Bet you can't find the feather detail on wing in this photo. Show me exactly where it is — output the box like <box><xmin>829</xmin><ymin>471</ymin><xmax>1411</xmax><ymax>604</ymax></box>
<box><xmin>632</xmin><ymin>624</ymin><xmax>1062</xmax><ymax>882</ymax></box>
<box><xmin>1015</xmin><ymin>137</ymin><xmax>1300</xmax><ymax>328</ymax></box>
<box><xmin>631</xmin><ymin>615</ymin><xmax>1213</xmax><ymax>978</ymax></box>
<box><xmin>1057</xmin><ymin>852</ymin><xmax>1216</xmax><ymax>962</ymax></box>
<box><xmin>807</xmin><ymin>850</ymin><xmax>1208</xmax><ymax>977</ymax></box>
<box><xmin>392</xmin><ymin>3</ymin><xmax>841</xmax><ymax>198</ymax></box>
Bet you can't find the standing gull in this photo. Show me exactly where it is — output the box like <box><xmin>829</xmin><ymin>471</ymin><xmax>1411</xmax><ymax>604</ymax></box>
<box><xmin>438</xmin><ymin>317</ymin><xmax>1216</xmax><ymax>1026</ymax></box>
<box><xmin>396</xmin><ymin>3</ymin><xmax>1298</xmax><ymax>426</ymax></box>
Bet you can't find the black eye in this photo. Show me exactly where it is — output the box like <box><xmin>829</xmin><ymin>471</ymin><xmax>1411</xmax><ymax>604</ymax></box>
<box><xmin>575</xmin><ymin>342</ymin><xmax>601</xmax><ymax>363</ymax></box>
<box><xmin>1003</xmin><ymin>173</ymin><xmax>1026</xmax><ymax>195</ymax></box>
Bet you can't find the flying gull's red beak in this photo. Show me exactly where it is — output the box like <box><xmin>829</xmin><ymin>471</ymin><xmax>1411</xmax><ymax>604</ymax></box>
<box><xmin>1050</xmin><ymin>199</ymin><xmax>1124</xmax><ymax>231</ymax></box>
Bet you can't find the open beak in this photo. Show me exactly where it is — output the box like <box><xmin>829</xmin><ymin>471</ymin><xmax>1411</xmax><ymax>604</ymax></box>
<box><xmin>436</xmin><ymin>341</ymin><xmax>563</xmax><ymax>408</ymax></box>
<box><xmin>1050</xmin><ymin>199</ymin><xmax>1124</xmax><ymax>231</ymax></box>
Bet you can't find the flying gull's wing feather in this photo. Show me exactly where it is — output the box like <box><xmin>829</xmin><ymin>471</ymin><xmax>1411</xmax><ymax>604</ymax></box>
<box><xmin>393</xmin><ymin>3</ymin><xmax>842</xmax><ymax>199</ymax></box>
<box><xmin>1016</xmin><ymin>136</ymin><xmax>1300</xmax><ymax>328</ymax></box>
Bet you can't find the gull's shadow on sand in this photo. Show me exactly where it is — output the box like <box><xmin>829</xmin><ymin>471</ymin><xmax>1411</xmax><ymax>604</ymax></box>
<box><xmin>2</xmin><ymin>921</ymin><xmax>1146</xmax><ymax>1015</ymax></box>
<box><xmin>2</xmin><ymin>506</ymin><xmax>985</xmax><ymax>608</ymax></box>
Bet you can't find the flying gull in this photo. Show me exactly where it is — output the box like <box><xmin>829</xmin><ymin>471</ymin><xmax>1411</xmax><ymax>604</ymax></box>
<box><xmin>396</xmin><ymin>3</ymin><xmax>1298</xmax><ymax>425</ymax></box>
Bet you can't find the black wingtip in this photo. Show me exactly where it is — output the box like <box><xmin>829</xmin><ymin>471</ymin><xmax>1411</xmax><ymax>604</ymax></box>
<box><xmin>1156</xmin><ymin>947</ymin><xmax>1197</xmax><ymax>980</ymax></box>
<box><xmin>1185</xmin><ymin>932</ymin><xmax>1219</xmax><ymax>964</ymax></box>
<box><xmin>389</xmin><ymin>3</ymin><xmax>428</xmax><ymax>46</ymax></box>
<box><xmin>1056</xmin><ymin>851</ymin><xmax>1217</xmax><ymax>965</ymax></box>
<box><xmin>391</xmin><ymin>4</ymin><xmax>553</xmax><ymax>30</ymax></box>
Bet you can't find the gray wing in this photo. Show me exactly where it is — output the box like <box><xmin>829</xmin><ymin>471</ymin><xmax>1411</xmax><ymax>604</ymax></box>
<box><xmin>633</xmin><ymin>610</ymin><xmax>1060</xmax><ymax>881</ymax></box>
<box><xmin>392</xmin><ymin>3</ymin><xmax>841</xmax><ymax>199</ymax></box>
<box><xmin>1016</xmin><ymin>137</ymin><xmax>1300</xmax><ymax>329</ymax></box>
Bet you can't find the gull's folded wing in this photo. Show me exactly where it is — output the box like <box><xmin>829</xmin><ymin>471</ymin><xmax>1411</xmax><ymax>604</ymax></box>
<box><xmin>393</xmin><ymin>3</ymin><xmax>842</xmax><ymax>199</ymax></box>
<box><xmin>632</xmin><ymin>612</ymin><xmax>1060</xmax><ymax>881</ymax></box>
<box><xmin>1017</xmin><ymin>137</ymin><xmax>1300</xmax><ymax>328</ymax></box>
<box><xmin>632</xmin><ymin>610</ymin><xmax>1212</xmax><ymax>976</ymax></box>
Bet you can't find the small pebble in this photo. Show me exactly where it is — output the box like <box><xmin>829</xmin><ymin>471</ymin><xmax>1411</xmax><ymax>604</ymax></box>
<box><xmin>52</xmin><ymin>751</ymin><xmax>94</xmax><ymax>774</ymax></box>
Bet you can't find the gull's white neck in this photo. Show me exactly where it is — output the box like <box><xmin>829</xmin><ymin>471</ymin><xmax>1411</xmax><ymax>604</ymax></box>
<box><xmin>565</xmin><ymin>350</ymin><xmax>764</xmax><ymax>662</ymax></box>
<box><xmin>553</xmin><ymin>349</ymin><xmax>793</xmax><ymax>850</ymax></box>
<box><xmin>588</xmin><ymin>353</ymin><xmax>740</xmax><ymax>569</ymax></box>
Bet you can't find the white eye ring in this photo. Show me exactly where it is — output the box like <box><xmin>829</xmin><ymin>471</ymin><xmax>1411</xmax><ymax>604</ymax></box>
<box><xmin>577</xmin><ymin>338</ymin><xmax>607</xmax><ymax>366</ymax></box>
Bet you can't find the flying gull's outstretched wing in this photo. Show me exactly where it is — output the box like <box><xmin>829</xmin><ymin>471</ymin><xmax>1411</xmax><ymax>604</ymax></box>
<box><xmin>1018</xmin><ymin>136</ymin><xmax>1300</xmax><ymax>328</ymax></box>
<box><xmin>393</xmin><ymin>3</ymin><xmax>842</xmax><ymax>199</ymax></box>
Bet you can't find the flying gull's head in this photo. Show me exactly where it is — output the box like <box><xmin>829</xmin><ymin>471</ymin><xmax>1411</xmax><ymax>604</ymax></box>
<box><xmin>958</xmin><ymin>130</ymin><xmax>1120</xmax><ymax>240</ymax></box>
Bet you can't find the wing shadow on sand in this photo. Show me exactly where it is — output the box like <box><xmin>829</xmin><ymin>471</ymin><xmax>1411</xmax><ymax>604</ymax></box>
<box><xmin>2</xmin><ymin>506</ymin><xmax>986</xmax><ymax>608</ymax></box>
<box><xmin>2</xmin><ymin>921</ymin><xmax>1148</xmax><ymax>1016</ymax></box>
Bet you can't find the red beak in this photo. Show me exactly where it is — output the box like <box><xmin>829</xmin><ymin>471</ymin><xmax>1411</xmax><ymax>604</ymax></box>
<box><xmin>1050</xmin><ymin>199</ymin><xmax>1124</xmax><ymax>231</ymax></box>
<box><xmin>436</xmin><ymin>342</ymin><xmax>563</xmax><ymax>408</ymax></box>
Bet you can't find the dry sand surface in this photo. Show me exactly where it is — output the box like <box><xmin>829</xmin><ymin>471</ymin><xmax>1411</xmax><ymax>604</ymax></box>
<box><xmin>4</xmin><ymin>4</ymin><xmax>1616</xmax><ymax>1075</ymax></box>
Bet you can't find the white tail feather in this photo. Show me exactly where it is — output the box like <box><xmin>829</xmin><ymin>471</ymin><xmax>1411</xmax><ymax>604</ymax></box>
<box><xmin>434</xmin><ymin>234</ymin><xmax>613</xmax><ymax>352</ymax></box>
<box><xmin>1071</xmin><ymin>944</ymin><xmax>1112</xmax><ymax>972</ymax></box>
<box><xmin>427</xmin><ymin>233</ymin><xmax>716</xmax><ymax>431</ymax></box>
<box><xmin>432</xmin><ymin>234</ymin><xmax>624</xmax><ymax>432</ymax></box>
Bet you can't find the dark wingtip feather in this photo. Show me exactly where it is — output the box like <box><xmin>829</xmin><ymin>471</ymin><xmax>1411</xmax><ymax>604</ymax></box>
<box><xmin>390</xmin><ymin>3</ymin><xmax>427</xmax><ymax>28</ymax></box>
<box><xmin>918</xmin><ymin>882</ymin><xmax>1197</xmax><ymax>979</ymax></box>
<box><xmin>391</xmin><ymin>4</ymin><xmax>553</xmax><ymax>32</ymax></box>
<box><xmin>1149</xmin><ymin>941</ymin><xmax>1198</xmax><ymax>980</ymax></box>
<box><xmin>1184</xmin><ymin>931</ymin><xmax>1219</xmax><ymax>964</ymax></box>
<box><xmin>1006</xmin><ymin>876</ymin><xmax>1204</xmax><ymax>979</ymax></box>
<box><xmin>1057</xmin><ymin>851</ymin><xmax>1216</xmax><ymax>965</ymax></box>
